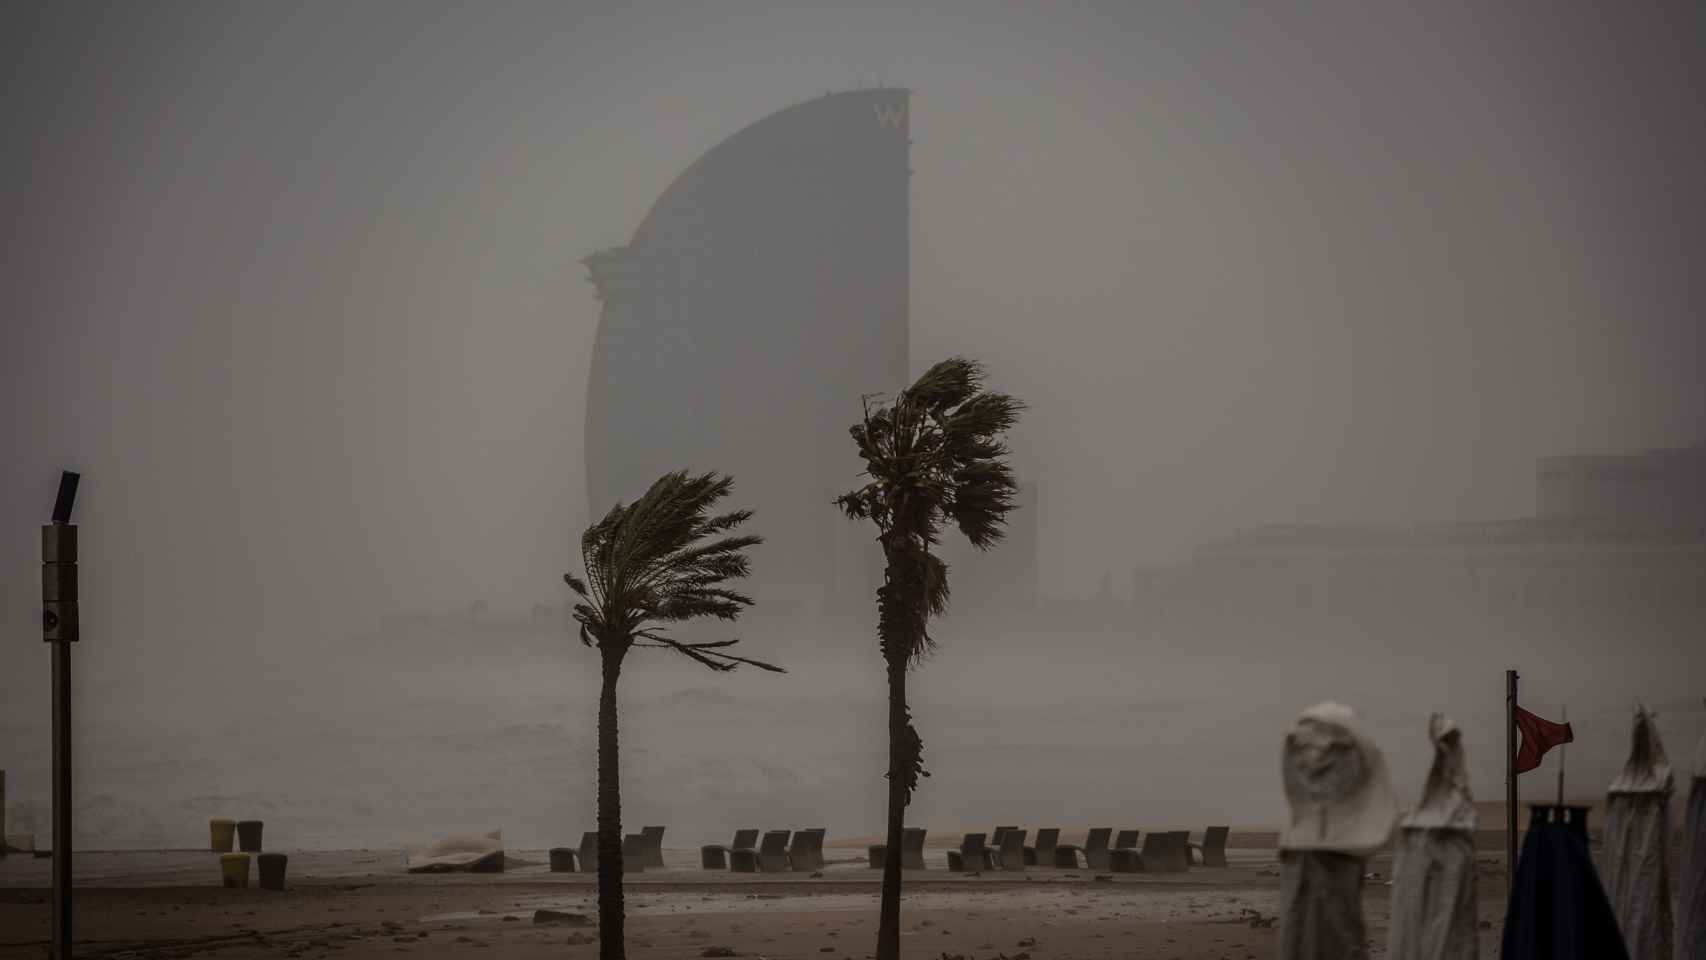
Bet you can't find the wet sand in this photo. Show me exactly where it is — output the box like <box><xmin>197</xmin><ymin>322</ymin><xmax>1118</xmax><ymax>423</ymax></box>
<box><xmin>0</xmin><ymin>847</ymin><xmax>1510</xmax><ymax>959</ymax></box>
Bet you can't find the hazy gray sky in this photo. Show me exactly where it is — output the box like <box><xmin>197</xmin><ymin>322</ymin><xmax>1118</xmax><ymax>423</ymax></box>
<box><xmin>4</xmin><ymin>3</ymin><xmax>1703</xmax><ymax>747</ymax></box>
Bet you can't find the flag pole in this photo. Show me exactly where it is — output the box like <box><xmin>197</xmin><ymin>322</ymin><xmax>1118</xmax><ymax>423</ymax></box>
<box><xmin>1505</xmin><ymin>668</ymin><xmax>1518</xmax><ymax>899</ymax></box>
<box><xmin>1556</xmin><ymin>704</ymin><xmax>1567</xmax><ymax>806</ymax></box>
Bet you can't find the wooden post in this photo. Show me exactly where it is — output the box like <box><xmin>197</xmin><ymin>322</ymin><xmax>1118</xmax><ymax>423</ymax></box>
<box><xmin>1505</xmin><ymin>668</ymin><xmax>1518</xmax><ymax>899</ymax></box>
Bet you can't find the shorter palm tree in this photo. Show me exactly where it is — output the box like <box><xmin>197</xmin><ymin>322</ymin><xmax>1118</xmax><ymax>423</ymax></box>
<box><xmin>565</xmin><ymin>470</ymin><xmax>782</xmax><ymax>960</ymax></box>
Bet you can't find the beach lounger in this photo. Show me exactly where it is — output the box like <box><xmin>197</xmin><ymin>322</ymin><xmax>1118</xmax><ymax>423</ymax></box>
<box><xmin>1169</xmin><ymin>830</ymin><xmax>1193</xmax><ymax>871</ymax></box>
<box><xmin>1191</xmin><ymin>826</ymin><xmax>1229</xmax><ymax>868</ymax></box>
<box><xmin>1023</xmin><ymin>827</ymin><xmax>1060</xmax><ymax>867</ymax></box>
<box><xmin>578</xmin><ymin>831</ymin><xmax>598</xmax><ymax>874</ymax></box>
<box><xmin>785</xmin><ymin>828</ymin><xmax>826</xmax><ymax>871</ymax></box>
<box><xmin>871</xmin><ymin>827</ymin><xmax>928</xmax><ymax>870</ymax></box>
<box><xmin>640</xmin><ymin>825</ymin><xmax>666</xmax><ymax>869</ymax></box>
<box><xmin>803</xmin><ymin>828</ymin><xmax>827</xmax><ymax>870</ymax></box>
<box><xmin>701</xmin><ymin>829</ymin><xmax>760</xmax><ymax>870</ymax></box>
<box><xmin>947</xmin><ymin>832</ymin><xmax>993</xmax><ymax>871</ymax></box>
<box><xmin>996</xmin><ymin>828</ymin><xmax>1027</xmax><ymax>872</ymax></box>
<box><xmin>1137</xmin><ymin>832</ymin><xmax>1164</xmax><ymax>870</ymax></box>
<box><xmin>573</xmin><ymin>830</ymin><xmax>647</xmax><ymax>873</ymax></box>
<box><xmin>1108</xmin><ymin>847</ymin><xmax>1143</xmax><ymax>872</ymax></box>
<box><xmin>1107</xmin><ymin>829</ymin><xmax>1142</xmax><ymax>871</ymax></box>
<box><xmin>987</xmin><ymin>826</ymin><xmax>1016</xmax><ymax>868</ymax></box>
<box><xmin>1051</xmin><ymin>829</ymin><xmax>1084</xmax><ymax>869</ymax></box>
<box><xmin>757</xmin><ymin>830</ymin><xmax>792</xmax><ymax>873</ymax></box>
<box><xmin>1080</xmin><ymin>827</ymin><xmax>1113</xmax><ymax>871</ymax></box>
<box><xmin>1166</xmin><ymin>835</ymin><xmax>1194</xmax><ymax>879</ymax></box>
<box><xmin>902</xmin><ymin>827</ymin><xmax>927</xmax><ymax>870</ymax></box>
<box><xmin>798</xmin><ymin>828</ymin><xmax>825</xmax><ymax>866</ymax></box>
<box><xmin>1140</xmin><ymin>831</ymin><xmax>1189</xmax><ymax>872</ymax></box>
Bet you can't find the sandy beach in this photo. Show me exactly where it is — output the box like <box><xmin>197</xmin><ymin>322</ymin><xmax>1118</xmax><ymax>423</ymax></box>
<box><xmin>0</xmin><ymin>842</ymin><xmax>1514</xmax><ymax>959</ymax></box>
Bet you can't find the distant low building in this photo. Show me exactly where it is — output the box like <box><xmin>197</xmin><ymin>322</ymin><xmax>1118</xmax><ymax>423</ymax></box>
<box><xmin>1537</xmin><ymin>441</ymin><xmax>1706</xmax><ymax>532</ymax></box>
<box><xmin>1131</xmin><ymin>444</ymin><xmax>1706</xmax><ymax>657</ymax></box>
<box><xmin>371</xmin><ymin>602</ymin><xmax>571</xmax><ymax>659</ymax></box>
<box><xmin>1188</xmin><ymin>516</ymin><xmax>1705</xmax><ymax>619</ymax></box>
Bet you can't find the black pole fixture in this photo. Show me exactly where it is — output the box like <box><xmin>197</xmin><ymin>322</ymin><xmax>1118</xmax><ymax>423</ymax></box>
<box><xmin>1504</xmin><ymin>668</ymin><xmax>1518</xmax><ymax>901</ymax></box>
<box><xmin>43</xmin><ymin>470</ymin><xmax>79</xmax><ymax>960</ymax></box>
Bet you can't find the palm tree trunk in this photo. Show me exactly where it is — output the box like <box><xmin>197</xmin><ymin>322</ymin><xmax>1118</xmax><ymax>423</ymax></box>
<box><xmin>876</xmin><ymin>650</ymin><xmax>908</xmax><ymax>960</ymax></box>
<box><xmin>596</xmin><ymin>650</ymin><xmax>626</xmax><ymax>960</ymax></box>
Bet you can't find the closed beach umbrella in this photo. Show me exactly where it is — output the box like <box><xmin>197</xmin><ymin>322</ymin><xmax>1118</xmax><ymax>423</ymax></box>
<box><xmin>1602</xmin><ymin>706</ymin><xmax>1673</xmax><ymax>960</ymax></box>
<box><xmin>1277</xmin><ymin>701</ymin><xmax>1398</xmax><ymax>960</ymax></box>
<box><xmin>1680</xmin><ymin>725</ymin><xmax>1705</xmax><ymax>960</ymax></box>
<box><xmin>1499</xmin><ymin>804</ymin><xmax>1627</xmax><ymax>960</ymax></box>
<box><xmin>1389</xmin><ymin>714</ymin><xmax>1478</xmax><ymax>960</ymax></box>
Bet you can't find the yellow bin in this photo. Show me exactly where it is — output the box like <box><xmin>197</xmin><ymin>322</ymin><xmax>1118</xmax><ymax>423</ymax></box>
<box><xmin>219</xmin><ymin>852</ymin><xmax>251</xmax><ymax>888</ymax></box>
<box><xmin>210</xmin><ymin>817</ymin><xmax>236</xmax><ymax>852</ymax></box>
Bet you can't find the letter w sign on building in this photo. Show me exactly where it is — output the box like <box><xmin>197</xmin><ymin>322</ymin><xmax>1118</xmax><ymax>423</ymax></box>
<box><xmin>873</xmin><ymin>102</ymin><xmax>908</xmax><ymax>129</ymax></box>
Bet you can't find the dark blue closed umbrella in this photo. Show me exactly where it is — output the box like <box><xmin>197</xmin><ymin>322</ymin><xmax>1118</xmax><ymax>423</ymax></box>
<box><xmin>1499</xmin><ymin>805</ymin><xmax>1627</xmax><ymax>960</ymax></box>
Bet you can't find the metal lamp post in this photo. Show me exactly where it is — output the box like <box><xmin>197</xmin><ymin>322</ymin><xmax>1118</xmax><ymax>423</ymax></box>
<box><xmin>43</xmin><ymin>470</ymin><xmax>80</xmax><ymax>959</ymax></box>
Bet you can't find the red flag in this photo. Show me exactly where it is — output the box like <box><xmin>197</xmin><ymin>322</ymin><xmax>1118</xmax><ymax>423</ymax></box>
<box><xmin>1514</xmin><ymin>705</ymin><xmax>1573</xmax><ymax>773</ymax></box>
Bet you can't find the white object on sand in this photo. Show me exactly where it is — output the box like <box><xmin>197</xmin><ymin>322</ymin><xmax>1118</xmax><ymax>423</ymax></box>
<box><xmin>1277</xmin><ymin>701</ymin><xmax>1397</xmax><ymax>960</ymax></box>
<box><xmin>1388</xmin><ymin>713</ymin><xmax>1478</xmax><ymax>960</ymax></box>
<box><xmin>1602</xmin><ymin>707</ymin><xmax>1673</xmax><ymax>960</ymax></box>
<box><xmin>406</xmin><ymin>829</ymin><xmax>505</xmax><ymax>873</ymax></box>
<box><xmin>1279</xmin><ymin>701</ymin><xmax>1398</xmax><ymax>856</ymax></box>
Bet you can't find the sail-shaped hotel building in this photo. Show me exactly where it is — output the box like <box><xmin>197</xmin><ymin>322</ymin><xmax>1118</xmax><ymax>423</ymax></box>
<box><xmin>583</xmin><ymin>90</ymin><xmax>912</xmax><ymax>622</ymax></box>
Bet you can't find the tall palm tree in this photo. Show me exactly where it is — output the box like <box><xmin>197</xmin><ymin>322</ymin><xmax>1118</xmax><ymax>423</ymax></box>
<box><xmin>835</xmin><ymin>358</ymin><xmax>1024</xmax><ymax>960</ymax></box>
<box><xmin>565</xmin><ymin>470</ymin><xmax>782</xmax><ymax>960</ymax></box>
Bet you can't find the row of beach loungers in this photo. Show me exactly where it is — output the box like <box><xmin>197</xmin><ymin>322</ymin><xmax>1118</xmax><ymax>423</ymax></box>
<box><xmin>872</xmin><ymin>826</ymin><xmax>1228</xmax><ymax>873</ymax></box>
<box><xmin>700</xmin><ymin>828</ymin><xmax>827</xmax><ymax>872</ymax></box>
<box><xmin>550</xmin><ymin>825</ymin><xmax>669</xmax><ymax>874</ymax></box>
<box><xmin>549</xmin><ymin>826</ymin><xmax>829</xmax><ymax>874</ymax></box>
<box><xmin>547</xmin><ymin>825</ymin><xmax>1226</xmax><ymax>875</ymax></box>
